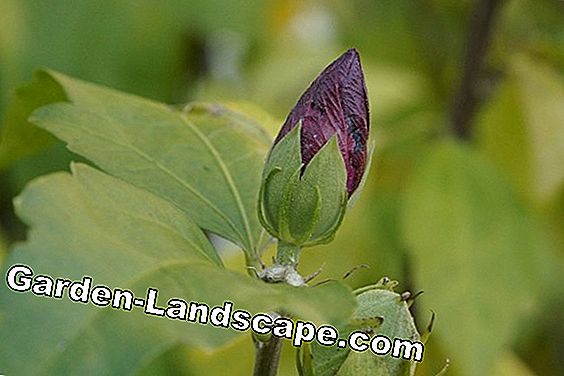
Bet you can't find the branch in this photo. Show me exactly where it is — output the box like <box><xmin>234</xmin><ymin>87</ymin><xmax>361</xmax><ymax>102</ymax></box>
<box><xmin>253</xmin><ymin>335</ymin><xmax>283</xmax><ymax>376</ymax></box>
<box><xmin>449</xmin><ymin>0</ymin><xmax>505</xmax><ymax>139</ymax></box>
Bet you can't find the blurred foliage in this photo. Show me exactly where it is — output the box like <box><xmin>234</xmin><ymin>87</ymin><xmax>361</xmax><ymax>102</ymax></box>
<box><xmin>0</xmin><ymin>160</ymin><xmax>355</xmax><ymax>374</ymax></box>
<box><xmin>0</xmin><ymin>0</ymin><xmax>563</xmax><ymax>375</ymax></box>
<box><xmin>0</xmin><ymin>223</ymin><xmax>5</xmax><ymax>263</ymax></box>
<box><xmin>403</xmin><ymin>141</ymin><xmax>548</xmax><ymax>376</ymax></box>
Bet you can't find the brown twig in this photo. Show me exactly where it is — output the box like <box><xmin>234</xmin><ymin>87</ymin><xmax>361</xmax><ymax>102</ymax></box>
<box><xmin>253</xmin><ymin>335</ymin><xmax>283</xmax><ymax>376</ymax></box>
<box><xmin>450</xmin><ymin>0</ymin><xmax>505</xmax><ymax>139</ymax></box>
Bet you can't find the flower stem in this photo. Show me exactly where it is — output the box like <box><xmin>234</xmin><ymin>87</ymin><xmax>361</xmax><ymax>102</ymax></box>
<box><xmin>252</xmin><ymin>241</ymin><xmax>302</xmax><ymax>375</ymax></box>
<box><xmin>275</xmin><ymin>241</ymin><xmax>301</xmax><ymax>268</ymax></box>
<box><xmin>253</xmin><ymin>334</ymin><xmax>283</xmax><ymax>376</ymax></box>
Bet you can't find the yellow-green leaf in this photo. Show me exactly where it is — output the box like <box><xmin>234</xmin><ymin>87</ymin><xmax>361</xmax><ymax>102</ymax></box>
<box><xmin>402</xmin><ymin>141</ymin><xmax>542</xmax><ymax>376</ymax></box>
<box><xmin>30</xmin><ymin>70</ymin><xmax>272</xmax><ymax>256</ymax></box>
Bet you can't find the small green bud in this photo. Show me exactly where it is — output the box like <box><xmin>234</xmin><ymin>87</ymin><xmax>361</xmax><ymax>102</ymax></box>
<box><xmin>258</xmin><ymin>124</ymin><xmax>348</xmax><ymax>247</ymax></box>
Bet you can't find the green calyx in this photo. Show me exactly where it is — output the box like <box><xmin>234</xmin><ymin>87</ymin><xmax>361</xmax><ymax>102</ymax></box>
<box><xmin>258</xmin><ymin>123</ymin><xmax>348</xmax><ymax>248</ymax></box>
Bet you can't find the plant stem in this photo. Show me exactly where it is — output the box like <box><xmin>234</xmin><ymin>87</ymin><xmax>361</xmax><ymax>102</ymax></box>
<box><xmin>450</xmin><ymin>0</ymin><xmax>505</xmax><ymax>139</ymax></box>
<box><xmin>245</xmin><ymin>250</ymin><xmax>261</xmax><ymax>278</ymax></box>
<box><xmin>252</xmin><ymin>241</ymin><xmax>302</xmax><ymax>375</ymax></box>
<box><xmin>253</xmin><ymin>334</ymin><xmax>283</xmax><ymax>376</ymax></box>
<box><xmin>275</xmin><ymin>241</ymin><xmax>301</xmax><ymax>268</ymax></box>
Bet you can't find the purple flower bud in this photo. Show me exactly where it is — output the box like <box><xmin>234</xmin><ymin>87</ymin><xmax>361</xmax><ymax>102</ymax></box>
<box><xmin>274</xmin><ymin>48</ymin><xmax>370</xmax><ymax>196</ymax></box>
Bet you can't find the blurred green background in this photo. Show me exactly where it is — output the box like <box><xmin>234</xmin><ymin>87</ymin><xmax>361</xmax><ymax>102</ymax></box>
<box><xmin>0</xmin><ymin>0</ymin><xmax>563</xmax><ymax>375</ymax></box>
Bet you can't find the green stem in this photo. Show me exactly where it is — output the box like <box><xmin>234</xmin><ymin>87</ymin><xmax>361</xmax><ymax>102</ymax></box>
<box><xmin>252</xmin><ymin>241</ymin><xmax>302</xmax><ymax>375</ymax></box>
<box><xmin>245</xmin><ymin>250</ymin><xmax>260</xmax><ymax>278</ymax></box>
<box><xmin>275</xmin><ymin>241</ymin><xmax>301</xmax><ymax>268</ymax></box>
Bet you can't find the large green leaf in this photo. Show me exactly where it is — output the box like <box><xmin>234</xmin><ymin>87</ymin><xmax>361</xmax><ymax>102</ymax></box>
<box><xmin>0</xmin><ymin>164</ymin><xmax>356</xmax><ymax>375</ymax></box>
<box><xmin>476</xmin><ymin>56</ymin><xmax>564</xmax><ymax>202</ymax></box>
<box><xmin>0</xmin><ymin>70</ymin><xmax>66</xmax><ymax>169</ymax></box>
<box><xmin>30</xmin><ymin>70</ymin><xmax>272</xmax><ymax>256</ymax></box>
<box><xmin>402</xmin><ymin>141</ymin><xmax>542</xmax><ymax>376</ymax></box>
<box><xmin>0</xmin><ymin>0</ymin><xmax>274</xmax><ymax>171</ymax></box>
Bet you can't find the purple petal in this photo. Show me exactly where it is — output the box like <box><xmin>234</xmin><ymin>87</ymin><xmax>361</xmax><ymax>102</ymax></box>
<box><xmin>274</xmin><ymin>48</ymin><xmax>369</xmax><ymax>196</ymax></box>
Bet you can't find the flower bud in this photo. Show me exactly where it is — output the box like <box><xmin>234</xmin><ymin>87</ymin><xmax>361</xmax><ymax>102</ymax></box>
<box><xmin>258</xmin><ymin>49</ymin><xmax>370</xmax><ymax>247</ymax></box>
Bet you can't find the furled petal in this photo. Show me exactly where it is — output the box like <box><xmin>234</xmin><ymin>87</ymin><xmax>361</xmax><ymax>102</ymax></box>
<box><xmin>274</xmin><ymin>48</ymin><xmax>370</xmax><ymax>195</ymax></box>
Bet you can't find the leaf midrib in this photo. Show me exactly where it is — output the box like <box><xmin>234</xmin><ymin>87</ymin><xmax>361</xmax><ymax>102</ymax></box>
<box><xmin>43</xmin><ymin>107</ymin><xmax>249</xmax><ymax>250</ymax></box>
<box><xmin>180</xmin><ymin>113</ymin><xmax>255</xmax><ymax>252</ymax></box>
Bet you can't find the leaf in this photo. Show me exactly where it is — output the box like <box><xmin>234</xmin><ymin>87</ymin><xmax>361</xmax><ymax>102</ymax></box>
<box><xmin>29</xmin><ymin>70</ymin><xmax>272</xmax><ymax>256</ymax></box>
<box><xmin>218</xmin><ymin>101</ymin><xmax>281</xmax><ymax>137</ymax></box>
<box><xmin>402</xmin><ymin>141</ymin><xmax>542</xmax><ymax>376</ymax></box>
<box><xmin>476</xmin><ymin>56</ymin><xmax>564</xmax><ymax>202</ymax></box>
<box><xmin>0</xmin><ymin>70</ymin><xmax>67</xmax><ymax>169</ymax></box>
<box><xmin>492</xmin><ymin>352</ymin><xmax>538</xmax><ymax>376</ymax></box>
<box><xmin>0</xmin><ymin>0</ymin><xmax>232</xmax><ymax>170</ymax></box>
<box><xmin>0</xmin><ymin>225</ymin><xmax>6</xmax><ymax>266</ymax></box>
<box><xmin>336</xmin><ymin>351</ymin><xmax>390</xmax><ymax>376</ymax></box>
<box><xmin>311</xmin><ymin>283</ymin><xmax>420</xmax><ymax>376</ymax></box>
<box><xmin>0</xmin><ymin>164</ymin><xmax>356</xmax><ymax>375</ymax></box>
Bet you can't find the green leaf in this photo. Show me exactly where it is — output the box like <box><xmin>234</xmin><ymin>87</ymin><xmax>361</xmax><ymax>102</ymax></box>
<box><xmin>29</xmin><ymin>70</ymin><xmax>272</xmax><ymax>256</ymax></box>
<box><xmin>476</xmin><ymin>56</ymin><xmax>564</xmax><ymax>202</ymax></box>
<box><xmin>402</xmin><ymin>141</ymin><xmax>542</xmax><ymax>376</ymax></box>
<box><xmin>337</xmin><ymin>351</ymin><xmax>391</xmax><ymax>376</ymax></box>
<box><xmin>0</xmin><ymin>225</ymin><xmax>6</xmax><ymax>266</ymax></box>
<box><xmin>492</xmin><ymin>352</ymin><xmax>538</xmax><ymax>376</ymax></box>
<box><xmin>0</xmin><ymin>164</ymin><xmax>356</xmax><ymax>375</ymax></box>
<box><xmin>311</xmin><ymin>283</ymin><xmax>420</xmax><ymax>376</ymax></box>
<box><xmin>0</xmin><ymin>70</ymin><xmax>67</xmax><ymax>169</ymax></box>
<box><xmin>218</xmin><ymin>101</ymin><xmax>281</xmax><ymax>138</ymax></box>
